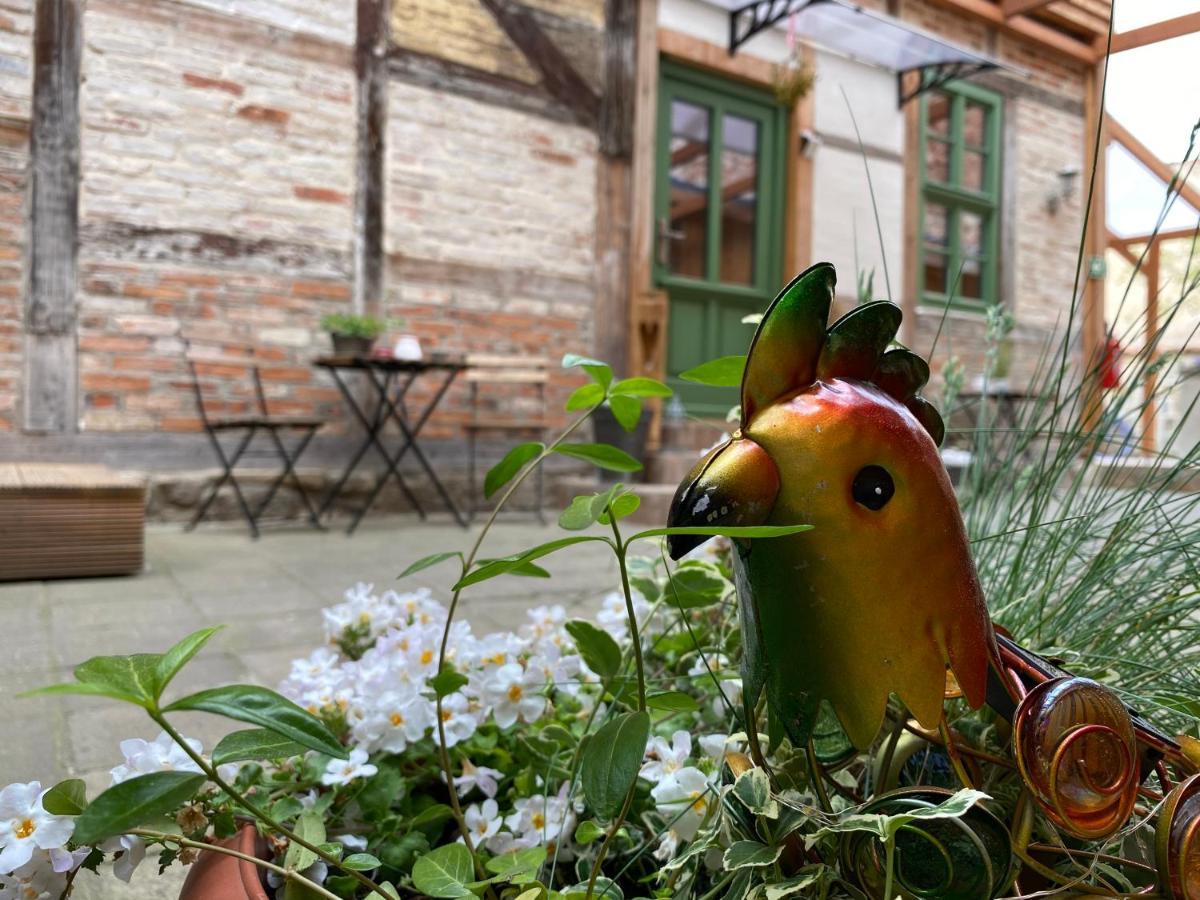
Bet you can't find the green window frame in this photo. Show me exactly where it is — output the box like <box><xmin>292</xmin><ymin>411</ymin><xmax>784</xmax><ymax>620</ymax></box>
<box><xmin>918</xmin><ymin>80</ymin><xmax>1003</xmax><ymax>312</ymax></box>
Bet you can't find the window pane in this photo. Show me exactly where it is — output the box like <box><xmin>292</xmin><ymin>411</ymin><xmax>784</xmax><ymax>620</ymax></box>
<box><xmin>926</xmin><ymin>138</ymin><xmax>950</xmax><ymax>183</ymax></box>
<box><xmin>924</xmin><ymin>252</ymin><xmax>948</xmax><ymax>294</ymax></box>
<box><xmin>959</xmin><ymin>210</ymin><xmax>984</xmax><ymax>258</ymax></box>
<box><xmin>924</xmin><ymin>203</ymin><xmax>949</xmax><ymax>248</ymax></box>
<box><xmin>963</xmin><ymin>101</ymin><xmax>987</xmax><ymax>147</ymax></box>
<box><xmin>668</xmin><ymin>99</ymin><xmax>710</xmax><ymax>278</ymax></box>
<box><xmin>960</xmin><ymin>257</ymin><xmax>984</xmax><ymax>299</ymax></box>
<box><xmin>927</xmin><ymin>92</ymin><xmax>951</xmax><ymax>136</ymax></box>
<box><xmin>720</xmin><ymin>113</ymin><xmax>759</xmax><ymax>286</ymax></box>
<box><xmin>962</xmin><ymin>150</ymin><xmax>986</xmax><ymax>192</ymax></box>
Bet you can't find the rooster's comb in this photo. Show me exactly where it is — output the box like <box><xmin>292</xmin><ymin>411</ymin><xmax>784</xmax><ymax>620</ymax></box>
<box><xmin>740</xmin><ymin>262</ymin><xmax>944</xmax><ymax>444</ymax></box>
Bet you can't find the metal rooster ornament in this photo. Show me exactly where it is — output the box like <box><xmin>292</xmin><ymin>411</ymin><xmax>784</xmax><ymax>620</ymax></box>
<box><xmin>667</xmin><ymin>261</ymin><xmax>996</xmax><ymax>751</ymax></box>
<box><xmin>666</xmin><ymin>263</ymin><xmax>1200</xmax><ymax>897</ymax></box>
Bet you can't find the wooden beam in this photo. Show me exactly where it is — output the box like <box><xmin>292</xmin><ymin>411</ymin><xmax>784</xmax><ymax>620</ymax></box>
<box><xmin>1107</xmin><ymin>115</ymin><xmax>1200</xmax><ymax>215</ymax></box>
<box><xmin>353</xmin><ymin>0</ymin><xmax>389</xmax><ymax>317</ymax></box>
<box><xmin>1002</xmin><ymin>0</ymin><xmax>1054</xmax><ymax>17</ymax></box>
<box><xmin>1111</xmin><ymin>12</ymin><xmax>1200</xmax><ymax>54</ymax></box>
<box><xmin>924</xmin><ymin>0</ymin><xmax>1097</xmax><ymax>63</ymax></box>
<box><xmin>594</xmin><ymin>0</ymin><xmax>636</xmax><ymax>375</ymax></box>
<box><xmin>25</xmin><ymin>0</ymin><xmax>82</xmax><ymax>434</ymax></box>
<box><xmin>658</xmin><ymin>28</ymin><xmax>775</xmax><ymax>87</ymax></box>
<box><xmin>669</xmin><ymin>175</ymin><xmax>756</xmax><ymax>220</ymax></box>
<box><xmin>785</xmin><ymin>46</ymin><xmax>814</xmax><ymax>280</ymax></box>
<box><xmin>901</xmin><ymin>70</ymin><xmax>920</xmax><ymax>347</ymax></box>
<box><xmin>1140</xmin><ymin>241</ymin><xmax>1160</xmax><ymax>453</ymax></box>
<box><xmin>478</xmin><ymin>0</ymin><xmax>600</xmax><ymax>128</ymax></box>
<box><xmin>1080</xmin><ymin>58</ymin><xmax>1108</xmax><ymax>437</ymax></box>
<box><xmin>1106</xmin><ymin>238</ymin><xmax>1139</xmax><ymax>267</ymax></box>
<box><xmin>1112</xmin><ymin>224</ymin><xmax>1200</xmax><ymax>248</ymax></box>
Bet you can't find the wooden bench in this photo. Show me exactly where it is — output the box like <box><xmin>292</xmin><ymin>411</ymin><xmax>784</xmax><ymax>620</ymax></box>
<box><xmin>0</xmin><ymin>464</ymin><xmax>146</xmax><ymax>581</ymax></box>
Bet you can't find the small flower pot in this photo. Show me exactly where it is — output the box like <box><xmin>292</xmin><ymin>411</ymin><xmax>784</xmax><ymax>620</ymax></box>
<box><xmin>330</xmin><ymin>333</ymin><xmax>375</xmax><ymax>357</ymax></box>
<box><xmin>178</xmin><ymin>825</ymin><xmax>270</xmax><ymax>900</ymax></box>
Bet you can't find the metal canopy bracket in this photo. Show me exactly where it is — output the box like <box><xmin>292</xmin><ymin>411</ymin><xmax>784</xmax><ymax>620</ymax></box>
<box><xmin>728</xmin><ymin>0</ymin><xmax>1005</xmax><ymax>107</ymax></box>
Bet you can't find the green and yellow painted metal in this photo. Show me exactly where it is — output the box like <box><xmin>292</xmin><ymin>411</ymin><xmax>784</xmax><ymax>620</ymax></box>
<box><xmin>667</xmin><ymin>262</ymin><xmax>1200</xmax><ymax>898</ymax></box>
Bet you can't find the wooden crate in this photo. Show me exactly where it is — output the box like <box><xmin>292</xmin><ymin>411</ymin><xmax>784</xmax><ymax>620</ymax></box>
<box><xmin>0</xmin><ymin>464</ymin><xmax>146</xmax><ymax>581</ymax></box>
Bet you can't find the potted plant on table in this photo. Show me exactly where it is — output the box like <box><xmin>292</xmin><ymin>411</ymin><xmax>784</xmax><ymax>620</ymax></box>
<box><xmin>320</xmin><ymin>314</ymin><xmax>387</xmax><ymax>357</ymax></box>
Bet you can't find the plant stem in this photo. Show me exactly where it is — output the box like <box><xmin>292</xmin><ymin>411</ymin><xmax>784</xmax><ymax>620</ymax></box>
<box><xmin>806</xmin><ymin>738</ymin><xmax>833</xmax><ymax>815</ymax></box>
<box><xmin>883</xmin><ymin>835</ymin><xmax>896</xmax><ymax>900</ymax></box>
<box><xmin>432</xmin><ymin>408</ymin><xmax>595</xmax><ymax>865</ymax></box>
<box><xmin>608</xmin><ymin>518</ymin><xmax>646</xmax><ymax>712</ymax></box>
<box><xmin>150</xmin><ymin>713</ymin><xmax>389</xmax><ymax>900</ymax></box>
<box><xmin>132</xmin><ymin>830</ymin><xmax>344</xmax><ymax>900</ymax></box>
<box><xmin>584</xmin><ymin>785</ymin><xmax>635</xmax><ymax>899</ymax></box>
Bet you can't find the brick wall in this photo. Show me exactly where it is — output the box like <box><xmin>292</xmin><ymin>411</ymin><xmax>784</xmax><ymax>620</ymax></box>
<box><xmin>384</xmin><ymin>79</ymin><xmax>598</xmax><ymax>437</ymax></box>
<box><xmin>0</xmin><ymin>0</ymin><xmax>30</xmax><ymax>432</ymax></box>
<box><xmin>74</xmin><ymin>0</ymin><xmax>356</xmax><ymax>434</ymax></box>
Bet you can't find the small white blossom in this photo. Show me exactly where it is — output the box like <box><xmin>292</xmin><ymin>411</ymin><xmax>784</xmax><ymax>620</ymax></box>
<box><xmin>461</xmin><ymin>799</ymin><xmax>502</xmax><ymax>845</ymax></box>
<box><xmin>453</xmin><ymin>759</ymin><xmax>503</xmax><ymax>799</ymax></box>
<box><xmin>484</xmin><ymin>663</ymin><xmax>548</xmax><ymax>729</ymax></box>
<box><xmin>0</xmin><ymin>783</ymin><xmax>75</xmax><ymax>875</ymax></box>
<box><xmin>505</xmin><ymin>785</ymin><xmax>573</xmax><ymax>849</ymax></box>
<box><xmin>0</xmin><ymin>848</ymin><xmax>86</xmax><ymax>900</ymax></box>
<box><xmin>320</xmin><ymin>748</ymin><xmax>378</xmax><ymax>787</ymax></box>
<box><xmin>100</xmin><ymin>835</ymin><xmax>146</xmax><ymax>883</ymax></box>
<box><xmin>436</xmin><ymin>693</ymin><xmax>479</xmax><ymax>748</ymax></box>
<box><xmin>641</xmin><ymin>731</ymin><xmax>692</xmax><ymax>782</ymax></box>
<box><xmin>651</xmin><ymin>767</ymin><xmax>714</xmax><ymax>846</ymax></box>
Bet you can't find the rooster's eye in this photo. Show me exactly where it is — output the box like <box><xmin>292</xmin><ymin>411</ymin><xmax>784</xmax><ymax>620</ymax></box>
<box><xmin>852</xmin><ymin>465</ymin><xmax>894</xmax><ymax>511</ymax></box>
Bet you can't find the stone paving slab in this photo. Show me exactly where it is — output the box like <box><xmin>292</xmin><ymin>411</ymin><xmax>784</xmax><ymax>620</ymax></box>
<box><xmin>0</xmin><ymin>514</ymin><xmax>626</xmax><ymax>899</ymax></box>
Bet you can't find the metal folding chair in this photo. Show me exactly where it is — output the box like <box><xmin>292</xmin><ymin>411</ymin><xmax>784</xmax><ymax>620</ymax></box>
<box><xmin>184</xmin><ymin>347</ymin><xmax>325</xmax><ymax>538</ymax></box>
<box><xmin>463</xmin><ymin>354</ymin><xmax>550</xmax><ymax>523</ymax></box>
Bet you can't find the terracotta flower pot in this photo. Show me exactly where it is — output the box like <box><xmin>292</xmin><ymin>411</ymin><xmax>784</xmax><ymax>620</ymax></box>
<box><xmin>179</xmin><ymin>825</ymin><xmax>270</xmax><ymax>900</ymax></box>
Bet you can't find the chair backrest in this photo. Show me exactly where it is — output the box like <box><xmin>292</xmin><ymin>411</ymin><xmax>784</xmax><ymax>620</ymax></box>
<box><xmin>182</xmin><ymin>335</ymin><xmax>269</xmax><ymax>425</ymax></box>
<box><xmin>462</xmin><ymin>355</ymin><xmax>551</xmax><ymax>423</ymax></box>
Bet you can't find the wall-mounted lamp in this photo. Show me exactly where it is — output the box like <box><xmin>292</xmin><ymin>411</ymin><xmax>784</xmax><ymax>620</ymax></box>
<box><xmin>1047</xmin><ymin>164</ymin><xmax>1081</xmax><ymax>214</ymax></box>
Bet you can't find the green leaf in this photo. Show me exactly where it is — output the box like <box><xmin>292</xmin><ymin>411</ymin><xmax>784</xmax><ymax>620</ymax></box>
<box><xmin>603</xmin><ymin>493</ymin><xmax>640</xmax><ymax>522</ymax></box>
<box><xmin>370</xmin><ymin>884</ymin><xmax>400</xmax><ymax>900</ymax></box>
<box><xmin>410</xmin><ymin>803</ymin><xmax>454</xmax><ymax>830</ymax></box>
<box><xmin>679</xmin><ymin>355</ymin><xmax>745</xmax><ymax>387</ymax></box>
<box><xmin>562</xmin><ymin>353</ymin><xmax>613</xmax><ymax>389</ymax></box>
<box><xmin>341</xmin><ymin>853</ymin><xmax>381</xmax><ymax>871</ymax></box>
<box><xmin>566</xmin><ymin>383</ymin><xmax>606</xmax><ymax>411</ymax></box>
<box><xmin>72</xmin><ymin>772</ymin><xmax>207</xmax><ymax>845</ymax></box>
<box><xmin>581</xmin><ymin>710</ymin><xmax>650</xmax><ymax>820</ymax></box>
<box><xmin>723</xmin><ymin>840</ymin><xmax>783</xmax><ymax>871</ymax></box>
<box><xmin>212</xmin><ymin>728</ymin><xmax>310</xmax><ymax>766</ymax></box>
<box><xmin>608</xmin><ymin>395</ymin><xmax>642</xmax><ymax>432</ymax></box>
<box><xmin>663</xmin><ymin>562</ymin><xmax>730</xmax><ymax>609</ymax></box>
<box><xmin>645</xmin><ymin>691</ymin><xmax>700</xmax><ymax>712</ymax></box>
<box><xmin>41</xmin><ymin>779</ymin><xmax>87</xmax><ymax>816</ymax></box>
<box><xmin>610</xmin><ymin>377</ymin><xmax>672</xmax><ymax>398</ymax></box>
<box><xmin>559</xmin><ymin>494</ymin><xmax>602</xmax><ymax>531</ymax></box>
<box><xmin>454</xmin><ymin>537</ymin><xmax>610</xmax><ymax>589</ymax></box>
<box><xmin>164</xmin><ymin>685</ymin><xmax>347</xmax><ymax>759</ymax></box>
<box><xmin>555</xmin><ymin>443</ymin><xmax>642</xmax><ymax>473</ymax></box>
<box><xmin>809</xmin><ymin>788</ymin><xmax>989</xmax><ymax>844</ymax></box>
<box><xmin>484</xmin><ymin>846</ymin><xmax>546</xmax><ymax>877</ymax></box>
<box><xmin>564</xmin><ymin>878</ymin><xmax>623</xmax><ymax>898</ymax></box>
<box><xmin>763</xmin><ymin>868</ymin><xmax>828</xmax><ymax>899</ymax></box>
<box><xmin>62</xmin><ymin>654</ymin><xmax>164</xmax><ymax>707</ymax></box>
<box><xmin>630</xmin><ymin>524</ymin><xmax>813</xmax><ymax>543</ymax></box>
<box><xmin>270</xmin><ymin>797</ymin><xmax>306</xmax><ymax>823</ymax></box>
<box><xmin>485</xmin><ymin>442</ymin><xmax>544</xmax><ymax>499</ymax></box>
<box><xmin>399</xmin><ymin>552</ymin><xmax>463</xmax><ymax>579</ymax></box>
<box><xmin>574</xmin><ymin>819</ymin><xmax>605</xmax><ymax>846</ymax></box>
<box><xmin>731</xmin><ymin>767</ymin><xmax>778</xmax><ymax>818</ymax></box>
<box><xmin>283</xmin><ymin>809</ymin><xmax>325</xmax><ymax>873</ymax></box>
<box><xmin>565</xmin><ymin>620</ymin><xmax>622</xmax><ymax>680</ymax></box>
<box><xmin>411</xmin><ymin>843</ymin><xmax>475</xmax><ymax>898</ymax></box>
<box><xmin>429</xmin><ymin>665</ymin><xmax>469</xmax><ymax>699</ymax></box>
<box><xmin>19</xmin><ymin>680</ymin><xmax>148</xmax><ymax>704</ymax></box>
<box><xmin>156</xmin><ymin>627</ymin><xmax>223</xmax><ymax>697</ymax></box>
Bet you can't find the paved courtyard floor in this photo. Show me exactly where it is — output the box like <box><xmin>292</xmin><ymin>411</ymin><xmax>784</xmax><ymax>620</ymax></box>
<box><xmin>0</xmin><ymin>515</ymin><xmax>622</xmax><ymax>898</ymax></box>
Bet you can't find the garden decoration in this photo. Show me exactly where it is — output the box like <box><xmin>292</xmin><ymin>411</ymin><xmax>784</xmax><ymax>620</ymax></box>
<box><xmin>7</xmin><ymin>261</ymin><xmax>1200</xmax><ymax>900</ymax></box>
<box><xmin>669</xmin><ymin>261</ymin><xmax>1200</xmax><ymax>897</ymax></box>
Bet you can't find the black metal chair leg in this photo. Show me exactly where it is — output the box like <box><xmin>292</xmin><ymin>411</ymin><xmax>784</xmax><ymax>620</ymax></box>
<box><xmin>254</xmin><ymin>426</ymin><xmax>323</xmax><ymax>530</ymax></box>
<box><xmin>187</xmin><ymin>427</ymin><xmax>256</xmax><ymax>533</ymax></box>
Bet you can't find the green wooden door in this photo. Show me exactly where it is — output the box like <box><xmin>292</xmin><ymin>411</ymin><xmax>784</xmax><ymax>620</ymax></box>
<box><xmin>654</xmin><ymin>61</ymin><xmax>787</xmax><ymax>416</ymax></box>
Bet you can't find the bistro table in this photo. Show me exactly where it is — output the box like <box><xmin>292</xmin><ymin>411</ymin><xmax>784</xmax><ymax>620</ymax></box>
<box><xmin>314</xmin><ymin>354</ymin><xmax>469</xmax><ymax>533</ymax></box>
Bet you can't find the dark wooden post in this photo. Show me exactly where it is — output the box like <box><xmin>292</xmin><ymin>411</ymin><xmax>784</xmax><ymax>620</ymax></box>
<box><xmin>24</xmin><ymin>0</ymin><xmax>82</xmax><ymax>433</ymax></box>
<box><xmin>594</xmin><ymin>0</ymin><xmax>637</xmax><ymax>376</ymax></box>
<box><xmin>353</xmin><ymin>0</ymin><xmax>389</xmax><ymax>317</ymax></box>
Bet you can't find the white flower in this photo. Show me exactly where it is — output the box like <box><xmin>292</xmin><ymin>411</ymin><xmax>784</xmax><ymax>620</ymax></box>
<box><xmin>641</xmin><ymin>731</ymin><xmax>692</xmax><ymax>782</ymax></box>
<box><xmin>0</xmin><ymin>783</ymin><xmax>75</xmax><ymax>875</ymax></box>
<box><xmin>453</xmin><ymin>759</ymin><xmax>503</xmax><ymax>799</ymax></box>
<box><xmin>268</xmin><ymin>860</ymin><xmax>327</xmax><ymax>894</ymax></box>
<box><xmin>505</xmin><ymin>786</ymin><xmax>573</xmax><ymax>848</ymax></box>
<box><xmin>651</xmin><ymin>767</ymin><xmax>714</xmax><ymax>844</ymax></box>
<box><xmin>356</xmin><ymin>688</ymin><xmax>432</xmax><ymax>755</ymax></box>
<box><xmin>484</xmin><ymin>663</ymin><xmax>548</xmax><ymax>729</ymax></box>
<box><xmin>320</xmin><ymin>748</ymin><xmax>378</xmax><ymax>787</ymax></box>
<box><xmin>698</xmin><ymin>733</ymin><xmax>740</xmax><ymax>762</ymax></box>
<box><xmin>335</xmin><ymin>834</ymin><xmax>367</xmax><ymax>852</ymax></box>
<box><xmin>461</xmin><ymin>800</ymin><xmax>502</xmax><ymax>845</ymax></box>
<box><xmin>521</xmin><ymin>604</ymin><xmax>567</xmax><ymax>646</ymax></box>
<box><xmin>0</xmin><ymin>849</ymin><xmax>86</xmax><ymax>900</ymax></box>
<box><xmin>436</xmin><ymin>693</ymin><xmax>479</xmax><ymax>748</ymax></box>
<box><xmin>110</xmin><ymin>731</ymin><xmax>205</xmax><ymax>784</ymax></box>
<box><xmin>100</xmin><ymin>835</ymin><xmax>146</xmax><ymax>883</ymax></box>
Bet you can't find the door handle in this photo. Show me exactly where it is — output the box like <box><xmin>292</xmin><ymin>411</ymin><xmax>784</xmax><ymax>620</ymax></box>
<box><xmin>656</xmin><ymin>217</ymin><xmax>685</xmax><ymax>268</ymax></box>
